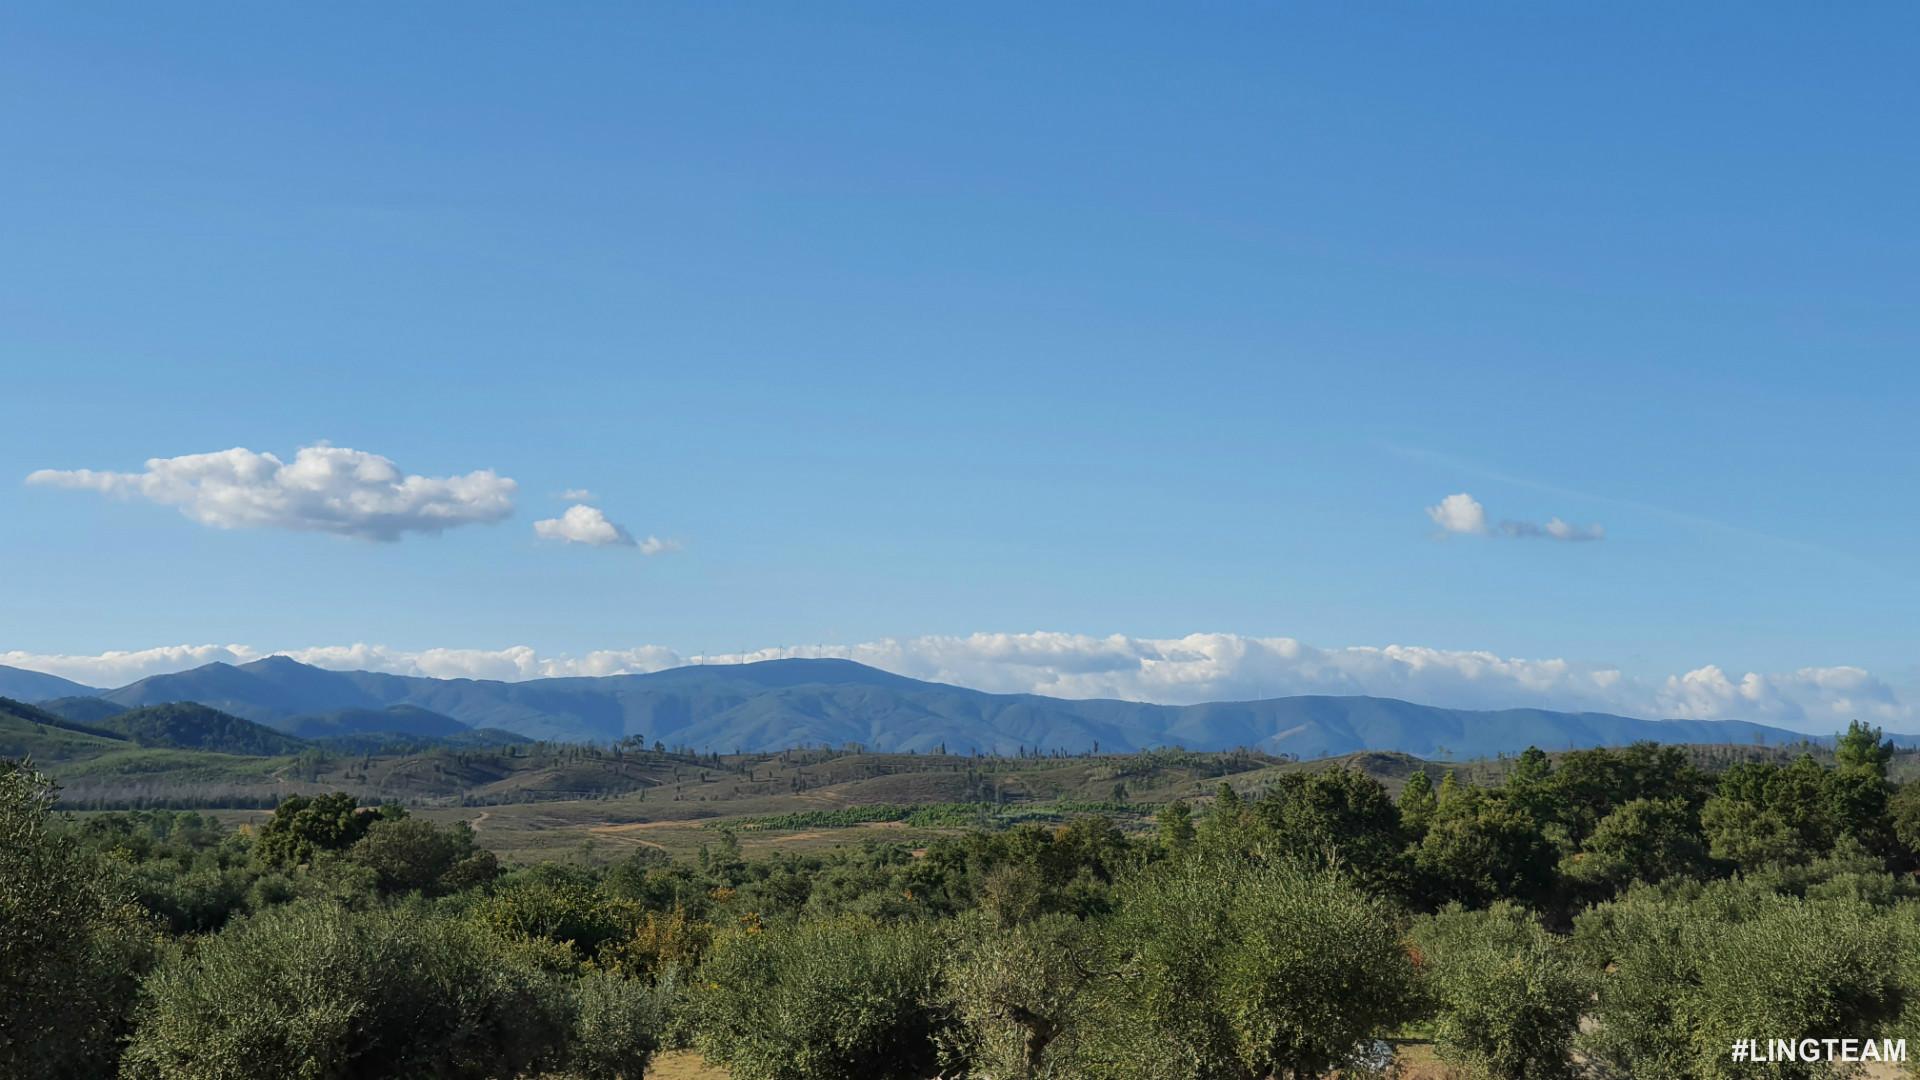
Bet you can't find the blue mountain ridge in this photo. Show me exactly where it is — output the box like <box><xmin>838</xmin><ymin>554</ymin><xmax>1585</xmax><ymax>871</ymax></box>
<box><xmin>0</xmin><ymin>655</ymin><xmax>1885</xmax><ymax>759</ymax></box>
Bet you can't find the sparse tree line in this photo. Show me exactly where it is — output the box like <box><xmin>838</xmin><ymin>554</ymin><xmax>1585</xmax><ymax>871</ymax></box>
<box><xmin>9</xmin><ymin>723</ymin><xmax>1920</xmax><ymax>1078</ymax></box>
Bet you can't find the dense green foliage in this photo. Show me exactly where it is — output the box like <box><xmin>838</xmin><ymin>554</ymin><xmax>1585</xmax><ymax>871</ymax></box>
<box><xmin>120</xmin><ymin>901</ymin><xmax>581</xmax><ymax>1079</ymax></box>
<box><xmin>0</xmin><ymin>761</ymin><xmax>157</xmax><ymax>1078</ymax></box>
<box><xmin>692</xmin><ymin>917</ymin><xmax>952</xmax><ymax>1080</ymax></box>
<box><xmin>1097</xmin><ymin>855</ymin><xmax>1418</xmax><ymax>1078</ymax></box>
<box><xmin>1413</xmin><ymin>903</ymin><xmax>1589</xmax><ymax>1079</ymax></box>
<box><xmin>99</xmin><ymin>702</ymin><xmax>309</xmax><ymax>756</ymax></box>
<box><xmin>14</xmin><ymin>726</ymin><xmax>1920</xmax><ymax>1078</ymax></box>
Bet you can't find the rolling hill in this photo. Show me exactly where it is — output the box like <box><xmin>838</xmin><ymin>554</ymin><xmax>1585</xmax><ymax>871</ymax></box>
<box><xmin>94</xmin><ymin>702</ymin><xmax>308</xmax><ymax>755</ymax></box>
<box><xmin>0</xmin><ymin>696</ymin><xmax>130</xmax><ymax>758</ymax></box>
<box><xmin>3</xmin><ymin>654</ymin><xmax>1861</xmax><ymax>758</ymax></box>
<box><xmin>37</xmin><ymin>696</ymin><xmax>133</xmax><ymax>724</ymax></box>
<box><xmin>286</xmin><ymin>704</ymin><xmax>472</xmax><ymax>740</ymax></box>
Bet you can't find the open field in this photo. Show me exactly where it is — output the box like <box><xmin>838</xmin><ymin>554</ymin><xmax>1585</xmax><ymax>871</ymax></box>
<box><xmin>146</xmin><ymin>747</ymin><xmax>1446</xmax><ymax>862</ymax></box>
<box><xmin>56</xmin><ymin>736</ymin><xmax>1920</xmax><ymax>866</ymax></box>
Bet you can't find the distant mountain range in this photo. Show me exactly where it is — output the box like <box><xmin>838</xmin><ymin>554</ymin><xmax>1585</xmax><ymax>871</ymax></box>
<box><xmin>0</xmin><ymin>655</ymin><xmax>1881</xmax><ymax>759</ymax></box>
<box><xmin>0</xmin><ymin>665</ymin><xmax>98</xmax><ymax>702</ymax></box>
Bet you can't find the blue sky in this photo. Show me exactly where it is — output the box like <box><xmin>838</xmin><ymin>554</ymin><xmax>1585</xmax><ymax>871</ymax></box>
<box><xmin>4</xmin><ymin>4</ymin><xmax>1918</xmax><ymax>728</ymax></box>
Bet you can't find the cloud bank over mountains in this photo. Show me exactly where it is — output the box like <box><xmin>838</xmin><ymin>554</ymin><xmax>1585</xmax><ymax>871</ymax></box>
<box><xmin>27</xmin><ymin>444</ymin><xmax>516</xmax><ymax>541</ymax></box>
<box><xmin>6</xmin><ymin>632</ymin><xmax>1911</xmax><ymax>734</ymax></box>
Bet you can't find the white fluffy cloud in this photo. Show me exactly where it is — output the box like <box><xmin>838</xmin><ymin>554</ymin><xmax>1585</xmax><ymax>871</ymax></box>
<box><xmin>7</xmin><ymin>632</ymin><xmax>1913</xmax><ymax>733</ymax></box>
<box><xmin>26</xmin><ymin>444</ymin><xmax>515</xmax><ymax>541</ymax></box>
<box><xmin>559</xmin><ymin>488</ymin><xmax>596</xmax><ymax>501</ymax></box>
<box><xmin>1427</xmin><ymin>493</ymin><xmax>1489</xmax><ymax>534</ymax></box>
<box><xmin>534</xmin><ymin>504</ymin><xmax>635</xmax><ymax>547</ymax></box>
<box><xmin>1428</xmin><ymin>492</ymin><xmax>1603</xmax><ymax>543</ymax></box>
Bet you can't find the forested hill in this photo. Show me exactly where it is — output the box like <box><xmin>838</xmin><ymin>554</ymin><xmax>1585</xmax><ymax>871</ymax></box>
<box><xmin>0</xmin><ymin>656</ymin><xmax>1867</xmax><ymax>758</ymax></box>
<box><xmin>97</xmin><ymin>703</ymin><xmax>307</xmax><ymax>755</ymax></box>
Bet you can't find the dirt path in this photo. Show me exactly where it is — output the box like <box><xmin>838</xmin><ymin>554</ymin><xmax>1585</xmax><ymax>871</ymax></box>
<box><xmin>646</xmin><ymin>1050</ymin><xmax>729</xmax><ymax>1078</ymax></box>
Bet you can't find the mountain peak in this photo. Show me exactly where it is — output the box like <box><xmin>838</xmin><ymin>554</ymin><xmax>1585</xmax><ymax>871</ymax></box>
<box><xmin>641</xmin><ymin>657</ymin><xmax>930</xmax><ymax>691</ymax></box>
<box><xmin>241</xmin><ymin>655</ymin><xmax>320</xmax><ymax>673</ymax></box>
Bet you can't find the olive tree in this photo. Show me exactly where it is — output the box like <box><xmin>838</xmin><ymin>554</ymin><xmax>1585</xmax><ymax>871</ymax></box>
<box><xmin>1576</xmin><ymin>882</ymin><xmax>1902</xmax><ymax>1080</ymax></box>
<box><xmin>121</xmin><ymin>900</ymin><xmax>579</xmax><ymax>1079</ymax></box>
<box><xmin>0</xmin><ymin>759</ymin><xmax>157</xmax><ymax>1079</ymax></box>
<box><xmin>939</xmin><ymin>912</ymin><xmax>1103</xmax><ymax>1079</ymax></box>
<box><xmin>565</xmin><ymin>968</ymin><xmax>673</xmax><ymax>1080</ymax></box>
<box><xmin>1092</xmin><ymin>854</ymin><xmax>1419</xmax><ymax>1079</ymax></box>
<box><xmin>1412</xmin><ymin>902</ymin><xmax>1589</xmax><ymax>1080</ymax></box>
<box><xmin>690</xmin><ymin>915</ymin><xmax>950</xmax><ymax>1080</ymax></box>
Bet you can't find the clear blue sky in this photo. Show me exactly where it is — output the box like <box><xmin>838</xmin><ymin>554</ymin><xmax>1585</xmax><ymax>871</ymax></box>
<box><xmin>4</xmin><ymin>5</ymin><xmax>1917</xmax><ymax>719</ymax></box>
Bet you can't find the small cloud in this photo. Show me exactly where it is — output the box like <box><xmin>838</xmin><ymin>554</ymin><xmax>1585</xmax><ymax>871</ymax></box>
<box><xmin>1426</xmin><ymin>493</ymin><xmax>1489</xmax><ymax>535</ymax></box>
<box><xmin>1428</xmin><ymin>492</ymin><xmax>1603</xmax><ymax>543</ymax></box>
<box><xmin>560</xmin><ymin>488</ymin><xmax>596</xmax><ymax>501</ymax></box>
<box><xmin>534</xmin><ymin>504</ymin><xmax>636</xmax><ymax>547</ymax></box>
<box><xmin>26</xmin><ymin>444</ymin><xmax>515</xmax><ymax>541</ymax></box>
<box><xmin>639</xmin><ymin>536</ymin><xmax>682</xmax><ymax>556</ymax></box>
<box><xmin>1503</xmin><ymin>517</ymin><xmax>1606</xmax><ymax>543</ymax></box>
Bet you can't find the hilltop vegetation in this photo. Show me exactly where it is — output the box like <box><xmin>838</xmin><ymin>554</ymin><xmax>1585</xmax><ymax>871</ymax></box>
<box><xmin>0</xmin><ymin>696</ymin><xmax>130</xmax><ymax>760</ymax></box>
<box><xmin>11</xmin><ymin>721</ymin><xmax>1920</xmax><ymax>1078</ymax></box>
<box><xmin>92</xmin><ymin>702</ymin><xmax>307</xmax><ymax>755</ymax></box>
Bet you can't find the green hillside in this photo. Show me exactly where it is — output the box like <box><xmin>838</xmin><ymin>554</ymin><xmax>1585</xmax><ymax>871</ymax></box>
<box><xmin>37</xmin><ymin>696</ymin><xmax>131</xmax><ymax>724</ymax></box>
<box><xmin>0</xmin><ymin>697</ymin><xmax>129</xmax><ymax>761</ymax></box>
<box><xmin>98</xmin><ymin>703</ymin><xmax>308</xmax><ymax>755</ymax></box>
<box><xmin>288</xmin><ymin>704</ymin><xmax>474</xmax><ymax>739</ymax></box>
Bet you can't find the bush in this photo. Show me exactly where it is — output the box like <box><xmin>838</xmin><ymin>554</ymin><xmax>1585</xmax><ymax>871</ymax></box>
<box><xmin>565</xmin><ymin>968</ymin><xmax>672</xmax><ymax>1080</ymax></box>
<box><xmin>1253</xmin><ymin>768</ymin><xmax>1411</xmax><ymax>899</ymax></box>
<box><xmin>939</xmin><ymin>912</ymin><xmax>1100</xmax><ymax>1079</ymax></box>
<box><xmin>475</xmin><ymin>873</ymin><xmax>643</xmax><ymax>962</ymax></box>
<box><xmin>690</xmin><ymin>916</ymin><xmax>949</xmax><ymax>1080</ymax></box>
<box><xmin>349</xmin><ymin>817</ymin><xmax>499</xmax><ymax>896</ymax></box>
<box><xmin>1577</xmin><ymin>882</ymin><xmax>1902</xmax><ymax>1080</ymax></box>
<box><xmin>255</xmin><ymin>793</ymin><xmax>395</xmax><ymax>866</ymax></box>
<box><xmin>1093</xmin><ymin>853</ymin><xmax>1419</xmax><ymax>1079</ymax></box>
<box><xmin>1412</xmin><ymin>903</ymin><xmax>1588</xmax><ymax>1080</ymax></box>
<box><xmin>0</xmin><ymin>759</ymin><xmax>158</xmax><ymax>1078</ymax></box>
<box><xmin>1413</xmin><ymin>789</ymin><xmax>1556</xmax><ymax>906</ymax></box>
<box><xmin>120</xmin><ymin>901</ymin><xmax>578</xmax><ymax>1079</ymax></box>
<box><xmin>1560</xmin><ymin>796</ymin><xmax>1710</xmax><ymax>897</ymax></box>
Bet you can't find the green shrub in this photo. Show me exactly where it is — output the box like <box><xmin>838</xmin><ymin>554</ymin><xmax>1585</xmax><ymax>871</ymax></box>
<box><xmin>121</xmin><ymin>901</ymin><xmax>577</xmax><ymax>1079</ymax></box>
<box><xmin>474</xmin><ymin>874</ymin><xmax>642</xmax><ymax>962</ymax></box>
<box><xmin>939</xmin><ymin>912</ymin><xmax>1100</xmax><ymax>1079</ymax></box>
<box><xmin>1561</xmin><ymin>796</ymin><xmax>1710</xmax><ymax>897</ymax></box>
<box><xmin>1412</xmin><ymin>903</ymin><xmax>1588</xmax><ymax>1080</ymax></box>
<box><xmin>1577</xmin><ymin>882</ymin><xmax>1901</xmax><ymax>1080</ymax></box>
<box><xmin>255</xmin><ymin>793</ymin><xmax>396</xmax><ymax>866</ymax></box>
<box><xmin>0</xmin><ymin>759</ymin><xmax>158</xmax><ymax>1079</ymax></box>
<box><xmin>349</xmin><ymin>817</ymin><xmax>499</xmax><ymax>896</ymax></box>
<box><xmin>1092</xmin><ymin>853</ymin><xmax>1419</xmax><ymax>1080</ymax></box>
<box><xmin>1412</xmin><ymin>788</ymin><xmax>1556</xmax><ymax>906</ymax></box>
<box><xmin>690</xmin><ymin>916</ymin><xmax>949</xmax><ymax>1080</ymax></box>
<box><xmin>565</xmin><ymin>968</ymin><xmax>672</xmax><ymax>1080</ymax></box>
<box><xmin>1253</xmin><ymin>767</ymin><xmax>1411</xmax><ymax>898</ymax></box>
